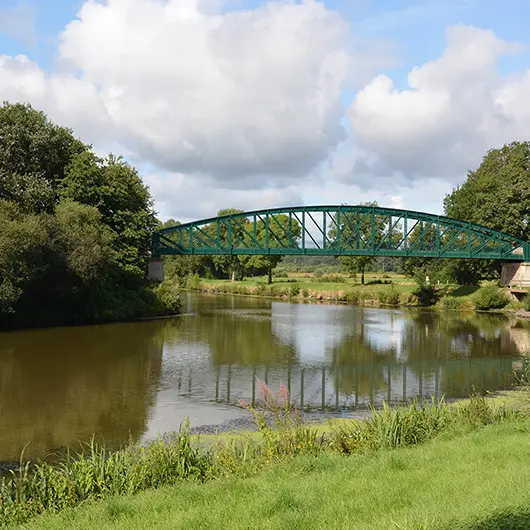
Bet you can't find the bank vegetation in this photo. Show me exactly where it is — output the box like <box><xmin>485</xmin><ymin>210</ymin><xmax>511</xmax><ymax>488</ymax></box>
<box><xmin>0</xmin><ymin>103</ymin><xmax>179</xmax><ymax>330</ymax></box>
<box><xmin>2</xmin><ymin>378</ymin><xmax>530</xmax><ymax>528</ymax></box>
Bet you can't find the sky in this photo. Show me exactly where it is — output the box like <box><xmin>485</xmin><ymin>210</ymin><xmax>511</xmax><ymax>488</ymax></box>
<box><xmin>1</xmin><ymin>0</ymin><xmax>530</xmax><ymax>222</ymax></box>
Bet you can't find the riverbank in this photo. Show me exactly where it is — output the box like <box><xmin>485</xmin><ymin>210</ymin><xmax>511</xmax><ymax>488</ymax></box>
<box><xmin>23</xmin><ymin>419</ymin><xmax>530</xmax><ymax>530</ymax></box>
<box><xmin>3</xmin><ymin>389</ymin><xmax>530</xmax><ymax>528</ymax></box>
<box><xmin>192</xmin><ymin>274</ymin><xmax>526</xmax><ymax>313</ymax></box>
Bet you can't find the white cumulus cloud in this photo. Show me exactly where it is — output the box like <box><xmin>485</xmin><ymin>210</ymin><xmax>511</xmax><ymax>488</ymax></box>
<box><xmin>54</xmin><ymin>0</ymin><xmax>391</xmax><ymax>185</ymax></box>
<box><xmin>346</xmin><ymin>25</ymin><xmax>530</xmax><ymax>182</ymax></box>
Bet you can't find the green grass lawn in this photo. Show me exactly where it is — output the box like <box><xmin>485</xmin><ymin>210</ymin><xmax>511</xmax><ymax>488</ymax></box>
<box><xmin>198</xmin><ymin>274</ymin><xmax>500</xmax><ymax>309</ymax></box>
<box><xmin>201</xmin><ymin>273</ymin><xmax>416</xmax><ymax>293</ymax></box>
<box><xmin>25</xmin><ymin>419</ymin><xmax>530</xmax><ymax>530</ymax></box>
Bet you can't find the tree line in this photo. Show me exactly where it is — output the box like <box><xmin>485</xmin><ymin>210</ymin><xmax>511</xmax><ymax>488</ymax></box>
<box><xmin>0</xmin><ymin>103</ymin><xmax>179</xmax><ymax>329</ymax></box>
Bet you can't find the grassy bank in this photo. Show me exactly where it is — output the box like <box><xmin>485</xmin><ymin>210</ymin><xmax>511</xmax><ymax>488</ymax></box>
<box><xmin>1</xmin><ymin>383</ymin><xmax>529</xmax><ymax>528</ymax></box>
<box><xmin>193</xmin><ymin>273</ymin><xmax>522</xmax><ymax>311</ymax></box>
<box><xmin>24</xmin><ymin>419</ymin><xmax>530</xmax><ymax>530</ymax></box>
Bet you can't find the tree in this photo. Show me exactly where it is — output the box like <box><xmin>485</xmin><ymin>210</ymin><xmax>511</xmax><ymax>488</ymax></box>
<box><xmin>207</xmin><ymin>208</ymin><xmax>249</xmax><ymax>281</ymax></box>
<box><xmin>0</xmin><ymin>199</ymin><xmax>116</xmax><ymax>325</ymax></box>
<box><xmin>62</xmin><ymin>152</ymin><xmax>157</xmax><ymax>278</ymax></box>
<box><xmin>328</xmin><ymin>202</ymin><xmax>386</xmax><ymax>285</ymax></box>
<box><xmin>443</xmin><ymin>141</ymin><xmax>530</xmax><ymax>283</ymax></box>
<box><xmin>401</xmin><ymin>223</ymin><xmax>447</xmax><ymax>284</ymax></box>
<box><xmin>0</xmin><ymin>103</ymin><xmax>178</xmax><ymax>328</ymax></box>
<box><xmin>240</xmin><ymin>214</ymin><xmax>301</xmax><ymax>284</ymax></box>
<box><xmin>0</xmin><ymin>102</ymin><xmax>86</xmax><ymax>184</ymax></box>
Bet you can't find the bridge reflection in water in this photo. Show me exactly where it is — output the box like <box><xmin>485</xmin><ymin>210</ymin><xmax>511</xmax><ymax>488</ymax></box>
<box><xmin>169</xmin><ymin>357</ymin><xmax>522</xmax><ymax>412</ymax></box>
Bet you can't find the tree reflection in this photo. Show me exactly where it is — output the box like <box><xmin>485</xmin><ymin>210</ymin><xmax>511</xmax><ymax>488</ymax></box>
<box><xmin>0</xmin><ymin>321</ymin><xmax>165</xmax><ymax>461</ymax></box>
<box><xmin>326</xmin><ymin>308</ymin><xmax>526</xmax><ymax>405</ymax></box>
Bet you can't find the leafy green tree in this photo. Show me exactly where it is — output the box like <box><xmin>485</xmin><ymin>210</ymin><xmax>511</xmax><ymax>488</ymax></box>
<box><xmin>0</xmin><ymin>102</ymin><xmax>86</xmax><ymax>184</ymax></box>
<box><xmin>443</xmin><ymin>141</ymin><xmax>530</xmax><ymax>283</ymax></box>
<box><xmin>328</xmin><ymin>202</ymin><xmax>387</xmax><ymax>285</ymax></box>
<box><xmin>0</xmin><ymin>171</ymin><xmax>56</xmax><ymax>214</ymax></box>
<box><xmin>0</xmin><ymin>199</ymin><xmax>116</xmax><ymax>325</ymax></box>
<box><xmin>240</xmin><ymin>214</ymin><xmax>301</xmax><ymax>284</ymax></box>
<box><xmin>62</xmin><ymin>152</ymin><xmax>157</xmax><ymax>277</ymax></box>
<box><xmin>207</xmin><ymin>208</ymin><xmax>249</xmax><ymax>281</ymax></box>
<box><xmin>401</xmin><ymin>223</ymin><xmax>446</xmax><ymax>284</ymax></box>
<box><xmin>0</xmin><ymin>103</ymin><xmax>179</xmax><ymax>328</ymax></box>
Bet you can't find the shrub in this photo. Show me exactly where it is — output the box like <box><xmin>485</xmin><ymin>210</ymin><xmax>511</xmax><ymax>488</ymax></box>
<box><xmin>185</xmin><ymin>273</ymin><xmax>202</xmax><ymax>290</ymax></box>
<box><xmin>366</xmin><ymin>279</ymin><xmax>393</xmax><ymax>286</ymax></box>
<box><xmin>442</xmin><ymin>296</ymin><xmax>463</xmax><ymax>310</ymax></box>
<box><xmin>154</xmin><ymin>278</ymin><xmax>181</xmax><ymax>314</ymax></box>
<box><xmin>378</xmin><ymin>287</ymin><xmax>400</xmax><ymax>306</ymax></box>
<box><xmin>472</xmin><ymin>285</ymin><xmax>509</xmax><ymax>310</ymax></box>
<box><xmin>344</xmin><ymin>289</ymin><xmax>360</xmax><ymax>304</ymax></box>
<box><xmin>289</xmin><ymin>285</ymin><xmax>300</xmax><ymax>297</ymax></box>
<box><xmin>301</xmin><ymin>288</ymin><xmax>309</xmax><ymax>298</ymax></box>
<box><xmin>313</xmin><ymin>270</ymin><xmax>323</xmax><ymax>278</ymax></box>
<box><xmin>413</xmin><ymin>284</ymin><xmax>439</xmax><ymax>307</ymax></box>
<box><xmin>523</xmin><ymin>294</ymin><xmax>530</xmax><ymax>311</ymax></box>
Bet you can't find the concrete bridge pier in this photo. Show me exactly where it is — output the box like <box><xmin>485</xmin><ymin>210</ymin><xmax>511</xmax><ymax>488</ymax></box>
<box><xmin>148</xmin><ymin>257</ymin><xmax>165</xmax><ymax>282</ymax></box>
<box><xmin>501</xmin><ymin>262</ymin><xmax>530</xmax><ymax>289</ymax></box>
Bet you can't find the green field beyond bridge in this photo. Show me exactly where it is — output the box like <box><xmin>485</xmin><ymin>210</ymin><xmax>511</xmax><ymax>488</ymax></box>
<box><xmin>153</xmin><ymin>205</ymin><xmax>529</xmax><ymax>261</ymax></box>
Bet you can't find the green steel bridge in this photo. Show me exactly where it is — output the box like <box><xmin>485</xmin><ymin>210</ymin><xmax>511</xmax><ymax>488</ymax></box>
<box><xmin>153</xmin><ymin>205</ymin><xmax>530</xmax><ymax>261</ymax></box>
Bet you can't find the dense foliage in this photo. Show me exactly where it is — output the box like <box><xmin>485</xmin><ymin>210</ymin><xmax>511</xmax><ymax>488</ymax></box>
<box><xmin>0</xmin><ymin>102</ymin><xmax>178</xmax><ymax>329</ymax></box>
<box><xmin>400</xmin><ymin>141</ymin><xmax>530</xmax><ymax>286</ymax></box>
<box><xmin>472</xmin><ymin>285</ymin><xmax>510</xmax><ymax>311</ymax></box>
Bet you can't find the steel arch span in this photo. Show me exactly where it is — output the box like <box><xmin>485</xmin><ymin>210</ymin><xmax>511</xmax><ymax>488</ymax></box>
<box><xmin>153</xmin><ymin>205</ymin><xmax>530</xmax><ymax>261</ymax></box>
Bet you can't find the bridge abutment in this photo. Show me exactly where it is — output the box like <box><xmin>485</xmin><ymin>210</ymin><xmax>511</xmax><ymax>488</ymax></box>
<box><xmin>501</xmin><ymin>262</ymin><xmax>530</xmax><ymax>289</ymax></box>
<box><xmin>148</xmin><ymin>257</ymin><xmax>165</xmax><ymax>282</ymax></box>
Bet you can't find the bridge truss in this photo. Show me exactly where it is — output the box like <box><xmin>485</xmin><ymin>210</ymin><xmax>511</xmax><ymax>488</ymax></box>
<box><xmin>153</xmin><ymin>205</ymin><xmax>529</xmax><ymax>261</ymax></box>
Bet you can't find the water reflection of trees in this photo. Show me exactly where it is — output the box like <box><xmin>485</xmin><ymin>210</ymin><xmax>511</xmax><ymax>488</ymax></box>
<box><xmin>0</xmin><ymin>321</ymin><xmax>165</xmax><ymax>461</ymax></box>
<box><xmin>173</xmin><ymin>310</ymin><xmax>298</xmax><ymax>367</ymax></box>
<box><xmin>327</xmin><ymin>309</ymin><xmax>526</xmax><ymax>404</ymax></box>
<box><xmin>328</xmin><ymin>310</ymin><xmax>396</xmax><ymax>398</ymax></box>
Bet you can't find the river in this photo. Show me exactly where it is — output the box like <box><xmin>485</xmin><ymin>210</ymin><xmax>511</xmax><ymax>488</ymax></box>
<box><xmin>0</xmin><ymin>292</ymin><xmax>529</xmax><ymax>462</ymax></box>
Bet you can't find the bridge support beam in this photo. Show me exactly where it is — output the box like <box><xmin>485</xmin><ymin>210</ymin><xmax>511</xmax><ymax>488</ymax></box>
<box><xmin>148</xmin><ymin>257</ymin><xmax>165</xmax><ymax>282</ymax></box>
<box><xmin>501</xmin><ymin>262</ymin><xmax>530</xmax><ymax>289</ymax></box>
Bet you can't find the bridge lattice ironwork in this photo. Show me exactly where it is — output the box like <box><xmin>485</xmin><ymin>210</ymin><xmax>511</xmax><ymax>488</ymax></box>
<box><xmin>153</xmin><ymin>205</ymin><xmax>530</xmax><ymax>261</ymax></box>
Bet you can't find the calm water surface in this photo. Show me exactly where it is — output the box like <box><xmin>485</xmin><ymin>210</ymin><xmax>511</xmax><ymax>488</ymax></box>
<box><xmin>1</xmin><ymin>292</ymin><xmax>529</xmax><ymax>461</ymax></box>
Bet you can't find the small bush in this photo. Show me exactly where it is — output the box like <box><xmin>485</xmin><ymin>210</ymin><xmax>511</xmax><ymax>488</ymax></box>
<box><xmin>413</xmin><ymin>284</ymin><xmax>440</xmax><ymax>307</ymax></box>
<box><xmin>289</xmin><ymin>285</ymin><xmax>300</xmax><ymax>297</ymax></box>
<box><xmin>301</xmin><ymin>288</ymin><xmax>309</xmax><ymax>298</ymax></box>
<box><xmin>366</xmin><ymin>279</ymin><xmax>393</xmax><ymax>286</ymax></box>
<box><xmin>185</xmin><ymin>273</ymin><xmax>202</xmax><ymax>290</ymax></box>
<box><xmin>378</xmin><ymin>287</ymin><xmax>400</xmax><ymax>306</ymax></box>
<box><xmin>344</xmin><ymin>289</ymin><xmax>360</xmax><ymax>304</ymax></box>
<box><xmin>472</xmin><ymin>285</ymin><xmax>509</xmax><ymax>310</ymax></box>
<box><xmin>523</xmin><ymin>294</ymin><xmax>530</xmax><ymax>311</ymax></box>
<box><xmin>442</xmin><ymin>296</ymin><xmax>463</xmax><ymax>310</ymax></box>
<box><xmin>313</xmin><ymin>270</ymin><xmax>323</xmax><ymax>278</ymax></box>
<box><xmin>154</xmin><ymin>278</ymin><xmax>181</xmax><ymax>314</ymax></box>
